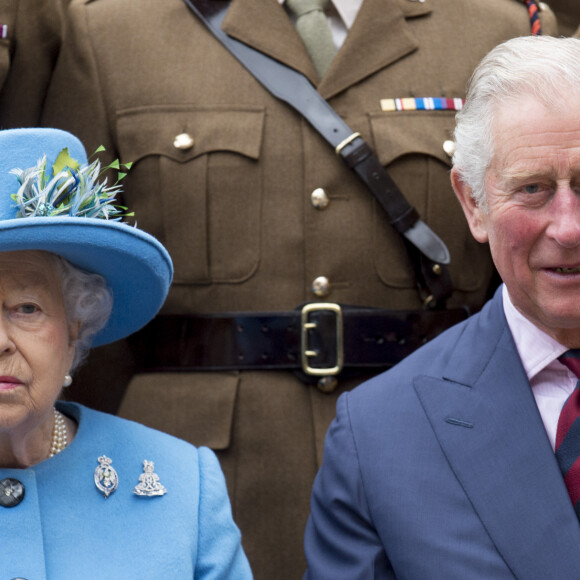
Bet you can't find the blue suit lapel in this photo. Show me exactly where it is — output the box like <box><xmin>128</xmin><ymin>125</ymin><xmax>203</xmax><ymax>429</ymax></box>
<box><xmin>414</xmin><ymin>291</ymin><xmax>580</xmax><ymax>578</ymax></box>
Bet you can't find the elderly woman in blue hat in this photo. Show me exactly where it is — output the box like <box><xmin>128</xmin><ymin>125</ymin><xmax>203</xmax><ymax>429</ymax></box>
<box><xmin>0</xmin><ymin>128</ymin><xmax>252</xmax><ymax>578</ymax></box>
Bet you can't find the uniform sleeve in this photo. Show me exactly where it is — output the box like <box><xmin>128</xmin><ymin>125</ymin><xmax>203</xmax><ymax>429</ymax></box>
<box><xmin>196</xmin><ymin>447</ymin><xmax>253</xmax><ymax>580</ymax></box>
<box><xmin>303</xmin><ymin>393</ymin><xmax>392</xmax><ymax>580</ymax></box>
<box><xmin>0</xmin><ymin>0</ymin><xmax>69</xmax><ymax>127</ymax></box>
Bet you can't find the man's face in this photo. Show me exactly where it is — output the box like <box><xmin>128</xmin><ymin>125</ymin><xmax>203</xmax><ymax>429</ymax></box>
<box><xmin>454</xmin><ymin>95</ymin><xmax>580</xmax><ymax>345</ymax></box>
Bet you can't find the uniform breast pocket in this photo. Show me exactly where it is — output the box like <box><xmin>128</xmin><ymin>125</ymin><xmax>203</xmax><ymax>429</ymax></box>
<box><xmin>116</xmin><ymin>105</ymin><xmax>265</xmax><ymax>285</ymax></box>
<box><xmin>369</xmin><ymin>111</ymin><xmax>489</xmax><ymax>295</ymax></box>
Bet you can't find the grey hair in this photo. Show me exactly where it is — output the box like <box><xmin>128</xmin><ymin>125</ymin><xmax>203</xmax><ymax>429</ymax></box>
<box><xmin>53</xmin><ymin>255</ymin><xmax>113</xmax><ymax>372</ymax></box>
<box><xmin>453</xmin><ymin>36</ymin><xmax>580</xmax><ymax>210</ymax></box>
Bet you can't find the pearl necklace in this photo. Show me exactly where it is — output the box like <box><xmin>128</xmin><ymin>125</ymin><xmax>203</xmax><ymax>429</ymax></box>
<box><xmin>49</xmin><ymin>408</ymin><xmax>68</xmax><ymax>458</ymax></box>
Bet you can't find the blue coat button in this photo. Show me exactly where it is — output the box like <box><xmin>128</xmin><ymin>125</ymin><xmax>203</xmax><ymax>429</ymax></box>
<box><xmin>0</xmin><ymin>478</ymin><xmax>25</xmax><ymax>507</ymax></box>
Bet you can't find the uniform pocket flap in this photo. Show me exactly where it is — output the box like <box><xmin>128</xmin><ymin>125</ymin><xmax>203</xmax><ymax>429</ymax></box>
<box><xmin>116</xmin><ymin>105</ymin><xmax>265</xmax><ymax>164</ymax></box>
<box><xmin>370</xmin><ymin>111</ymin><xmax>456</xmax><ymax>168</ymax></box>
<box><xmin>118</xmin><ymin>372</ymin><xmax>239</xmax><ymax>450</ymax></box>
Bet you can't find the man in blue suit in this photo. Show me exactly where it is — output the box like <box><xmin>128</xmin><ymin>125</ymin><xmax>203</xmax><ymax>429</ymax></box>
<box><xmin>304</xmin><ymin>35</ymin><xmax>580</xmax><ymax>579</ymax></box>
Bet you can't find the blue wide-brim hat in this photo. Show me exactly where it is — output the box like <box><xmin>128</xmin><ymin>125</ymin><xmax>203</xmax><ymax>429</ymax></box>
<box><xmin>0</xmin><ymin>128</ymin><xmax>173</xmax><ymax>346</ymax></box>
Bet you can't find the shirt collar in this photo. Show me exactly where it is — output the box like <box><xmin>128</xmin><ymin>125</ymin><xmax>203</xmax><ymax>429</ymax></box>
<box><xmin>502</xmin><ymin>284</ymin><xmax>568</xmax><ymax>380</ymax></box>
<box><xmin>278</xmin><ymin>0</ymin><xmax>363</xmax><ymax>29</ymax></box>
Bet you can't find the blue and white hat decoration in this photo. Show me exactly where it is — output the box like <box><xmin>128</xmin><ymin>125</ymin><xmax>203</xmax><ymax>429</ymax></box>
<box><xmin>0</xmin><ymin>128</ymin><xmax>173</xmax><ymax>346</ymax></box>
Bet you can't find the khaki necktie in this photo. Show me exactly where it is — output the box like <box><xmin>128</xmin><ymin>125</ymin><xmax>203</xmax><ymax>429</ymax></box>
<box><xmin>286</xmin><ymin>0</ymin><xmax>336</xmax><ymax>78</ymax></box>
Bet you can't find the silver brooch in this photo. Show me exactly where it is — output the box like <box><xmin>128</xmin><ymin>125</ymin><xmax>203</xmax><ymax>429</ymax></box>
<box><xmin>94</xmin><ymin>455</ymin><xmax>119</xmax><ymax>498</ymax></box>
<box><xmin>133</xmin><ymin>460</ymin><xmax>167</xmax><ymax>497</ymax></box>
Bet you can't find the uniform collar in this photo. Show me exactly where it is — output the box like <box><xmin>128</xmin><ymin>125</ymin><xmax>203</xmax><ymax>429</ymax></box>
<box><xmin>225</xmin><ymin>0</ymin><xmax>423</xmax><ymax>96</ymax></box>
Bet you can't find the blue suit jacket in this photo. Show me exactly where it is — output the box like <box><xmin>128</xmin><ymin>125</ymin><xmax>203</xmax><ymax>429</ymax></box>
<box><xmin>304</xmin><ymin>289</ymin><xmax>580</xmax><ymax>579</ymax></box>
<box><xmin>0</xmin><ymin>402</ymin><xmax>252</xmax><ymax>579</ymax></box>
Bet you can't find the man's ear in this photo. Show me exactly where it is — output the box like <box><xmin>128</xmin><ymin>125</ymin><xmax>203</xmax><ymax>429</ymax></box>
<box><xmin>451</xmin><ymin>168</ymin><xmax>489</xmax><ymax>244</ymax></box>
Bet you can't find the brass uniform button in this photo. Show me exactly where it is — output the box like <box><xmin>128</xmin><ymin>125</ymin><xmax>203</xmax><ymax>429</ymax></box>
<box><xmin>0</xmin><ymin>478</ymin><xmax>25</xmax><ymax>508</ymax></box>
<box><xmin>443</xmin><ymin>140</ymin><xmax>455</xmax><ymax>158</ymax></box>
<box><xmin>173</xmin><ymin>133</ymin><xmax>195</xmax><ymax>151</ymax></box>
<box><xmin>317</xmin><ymin>376</ymin><xmax>338</xmax><ymax>393</ymax></box>
<box><xmin>311</xmin><ymin>188</ymin><xmax>330</xmax><ymax>209</ymax></box>
<box><xmin>312</xmin><ymin>276</ymin><xmax>331</xmax><ymax>298</ymax></box>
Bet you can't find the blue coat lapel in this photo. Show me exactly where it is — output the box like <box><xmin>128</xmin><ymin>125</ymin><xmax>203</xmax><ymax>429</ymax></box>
<box><xmin>414</xmin><ymin>291</ymin><xmax>580</xmax><ymax>578</ymax></box>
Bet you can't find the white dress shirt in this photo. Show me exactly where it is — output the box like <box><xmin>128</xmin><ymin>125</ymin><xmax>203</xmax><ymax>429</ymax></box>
<box><xmin>502</xmin><ymin>284</ymin><xmax>576</xmax><ymax>450</ymax></box>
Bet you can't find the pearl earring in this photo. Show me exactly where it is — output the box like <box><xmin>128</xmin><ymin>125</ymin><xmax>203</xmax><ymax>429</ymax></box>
<box><xmin>63</xmin><ymin>374</ymin><xmax>73</xmax><ymax>388</ymax></box>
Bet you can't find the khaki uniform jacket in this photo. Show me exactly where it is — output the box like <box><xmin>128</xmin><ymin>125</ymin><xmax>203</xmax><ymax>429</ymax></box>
<box><xmin>0</xmin><ymin>0</ymin><xmax>69</xmax><ymax>127</ymax></box>
<box><xmin>42</xmin><ymin>1</ymin><xmax>556</xmax><ymax>578</ymax></box>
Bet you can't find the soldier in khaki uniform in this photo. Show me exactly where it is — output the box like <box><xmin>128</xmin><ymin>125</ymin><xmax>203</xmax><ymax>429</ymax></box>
<box><xmin>0</xmin><ymin>0</ymin><xmax>69</xmax><ymax>126</ymax></box>
<box><xmin>42</xmin><ymin>1</ymin><xmax>556</xmax><ymax>578</ymax></box>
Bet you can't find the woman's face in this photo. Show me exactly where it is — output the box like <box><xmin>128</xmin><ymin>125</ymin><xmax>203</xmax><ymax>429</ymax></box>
<box><xmin>0</xmin><ymin>251</ymin><xmax>76</xmax><ymax>435</ymax></box>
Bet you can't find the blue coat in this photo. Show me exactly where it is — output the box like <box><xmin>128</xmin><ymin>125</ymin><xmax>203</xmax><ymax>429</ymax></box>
<box><xmin>304</xmin><ymin>289</ymin><xmax>580</xmax><ymax>579</ymax></box>
<box><xmin>0</xmin><ymin>402</ymin><xmax>252</xmax><ymax>579</ymax></box>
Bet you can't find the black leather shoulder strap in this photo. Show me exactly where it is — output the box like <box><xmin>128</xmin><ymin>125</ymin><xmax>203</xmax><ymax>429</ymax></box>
<box><xmin>183</xmin><ymin>0</ymin><xmax>453</xmax><ymax>306</ymax></box>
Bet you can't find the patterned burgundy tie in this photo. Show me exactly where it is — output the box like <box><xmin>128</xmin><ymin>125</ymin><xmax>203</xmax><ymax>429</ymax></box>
<box><xmin>556</xmin><ymin>349</ymin><xmax>580</xmax><ymax>519</ymax></box>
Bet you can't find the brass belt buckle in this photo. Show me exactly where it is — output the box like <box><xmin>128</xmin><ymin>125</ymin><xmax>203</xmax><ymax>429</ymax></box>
<box><xmin>300</xmin><ymin>303</ymin><xmax>344</xmax><ymax>376</ymax></box>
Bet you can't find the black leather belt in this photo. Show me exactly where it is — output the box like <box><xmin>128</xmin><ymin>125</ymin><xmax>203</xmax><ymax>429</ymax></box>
<box><xmin>130</xmin><ymin>303</ymin><xmax>469</xmax><ymax>378</ymax></box>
